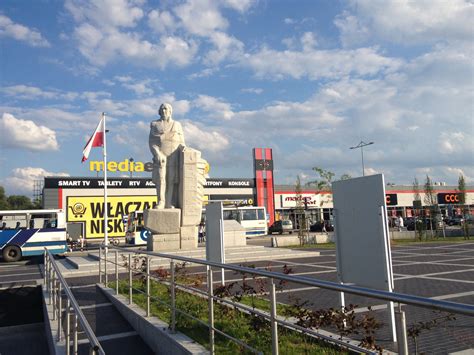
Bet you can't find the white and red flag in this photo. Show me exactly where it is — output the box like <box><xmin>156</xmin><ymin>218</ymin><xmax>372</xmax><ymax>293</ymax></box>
<box><xmin>82</xmin><ymin>116</ymin><xmax>105</xmax><ymax>162</ymax></box>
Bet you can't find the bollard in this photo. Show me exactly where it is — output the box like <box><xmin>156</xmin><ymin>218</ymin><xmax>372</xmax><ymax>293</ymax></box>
<box><xmin>43</xmin><ymin>252</ymin><xmax>47</xmax><ymax>285</ymax></box>
<box><xmin>52</xmin><ymin>275</ymin><xmax>56</xmax><ymax>318</ymax></box>
<box><xmin>104</xmin><ymin>247</ymin><xmax>108</xmax><ymax>286</ymax></box>
<box><xmin>395</xmin><ymin>303</ymin><xmax>409</xmax><ymax>355</ymax></box>
<box><xmin>170</xmin><ymin>260</ymin><xmax>176</xmax><ymax>333</ymax></box>
<box><xmin>146</xmin><ymin>257</ymin><xmax>150</xmax><ymax>317</ymax></box>
<box><xmin>270</xmin><ymin>278</ymin><xmax>279</xmax><ymax>355</ymax></box>
<box><xmin>98</xmin><ymin>246</ymin><xmax>102</xmax><ymax>284</ymax></box>
<box><xmin>66</xmin><ymin>301</ymin><xmax>71</xmax><ymax>355</ymax></box>
<box><xmin>128</xmin><ymin>253</ymin><xmax>132</xmax><ymax>305</ymax></box>
<box><xmin>115</xmin><ymin>250</ymin><xmax>119</xmax><ymax>295</ymax></box>
<box><xmin>207</xmin><ymin>266</ymin><xmax>215</xmax><ymax>354</ymax></box>
<box><xmin>57</xmin><ymin>282</ymin><xmax>62</xmax><ymax>341</ymax></box>
<box><xmin>73</xmin><ymin>313</ymin><xmax>78</xmax><ymax>355</ymax></box>
<box><xmin>49</xmin><ymin>262</ymin><xmax>53</xmax><ymax>304</ymax></box>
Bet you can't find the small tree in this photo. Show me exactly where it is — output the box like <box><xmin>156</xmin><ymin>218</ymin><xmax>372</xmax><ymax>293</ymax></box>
<box><xmin>295</xmin><ymin>176</ymin><xmax>307</xmax><ymax>245</ymax></box>
<box><xmin>458</xmin><ymin>174</ymin><xmax>469</xmax><ymax>240</ymax></box>
<box><xmin>412</xmin><ymin>177</ymin><xmax>424</xmax><ymax>240</ymax></box>
<box><xmin>307</xmin><ymin>167</ymin><xmax>351</xmax><ymax>210</ymax></box>
<box><xmin>0</xmin><ymin>186</ymin><xmax>9</xmax><ymax>210</ymax></box>
<box><xmin>7</xmin><ymin>195</ymin><xmax>36</xmax><ymax>210</ymax></box>
<box><xmin>424</xmin><ymin>175</ymin><xmax>437</xmax><ymax>238</ymax></box>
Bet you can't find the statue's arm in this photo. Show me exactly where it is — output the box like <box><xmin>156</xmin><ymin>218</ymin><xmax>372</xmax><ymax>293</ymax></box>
<box><xmin>149</xmin><ymin>122</ymin><xmax>166</xmax><ymax>163</ymax></box>
<box><xmin>175</xmin><ymin>121</ymin><xmax>186</xmax><ymax>147</ymax></box>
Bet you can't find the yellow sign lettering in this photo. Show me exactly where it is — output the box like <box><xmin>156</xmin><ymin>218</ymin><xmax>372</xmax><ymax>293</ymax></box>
<box><xmin>67</xmin><ymin>195</ymin><xmax>157</xmax><ymax>239</ymax></box>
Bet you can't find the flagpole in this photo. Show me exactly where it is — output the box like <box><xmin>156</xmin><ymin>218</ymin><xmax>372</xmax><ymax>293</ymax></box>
<box><xmin>102</xmin><ymin>112</ymin><xmax>108</xmax><ymax>247</ymax></box>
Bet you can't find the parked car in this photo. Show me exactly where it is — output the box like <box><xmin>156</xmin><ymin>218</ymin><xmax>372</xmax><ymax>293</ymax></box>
<box><xmin>310</xmin><ymin>221</ymin><xmax>334</xmax><ymax>232</ymax></box>
<box><xmin>406</xmin><ymin>218</ymin><xmax>441</xmax><ymax>231</ymax></box>
<box><xmin>446</xmin><ymin>216</ymin><xmax>464</xmax><ymax>226</ymax></box>
<box><xmin>268</xmin><ymin>220</ymin><xmax>293</xmax><ymax>234</ymax></box>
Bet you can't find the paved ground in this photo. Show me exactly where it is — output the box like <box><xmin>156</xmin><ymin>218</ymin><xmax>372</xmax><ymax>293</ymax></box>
<box><xmin>183</xmin><ymin>240</ymin><xmax>474</xmax><ymax>354</ymax></box>
<box><xmin>1</xmin><ymin>241</ymin><xmax>474</xmax><ymax>354</ymax></box>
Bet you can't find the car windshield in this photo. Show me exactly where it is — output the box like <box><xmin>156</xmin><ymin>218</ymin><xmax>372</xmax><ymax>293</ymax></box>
<box><xmin>282</xmin><ymin>221</ymin><xmax>291</xmax><ymax>225</ymax></box>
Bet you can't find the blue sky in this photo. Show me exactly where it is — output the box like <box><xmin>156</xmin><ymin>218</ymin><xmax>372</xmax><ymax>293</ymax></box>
<box><xmin>0</xmin><ymin>0</ymin><xmax>473</xmax><ymax>196</ymax></box>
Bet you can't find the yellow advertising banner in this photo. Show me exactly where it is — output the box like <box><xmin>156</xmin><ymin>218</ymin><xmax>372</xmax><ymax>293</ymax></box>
<box><xmin>67</xmin><ymin>195</ymin><xmax>157</xmax><ymax>239</ymax></box>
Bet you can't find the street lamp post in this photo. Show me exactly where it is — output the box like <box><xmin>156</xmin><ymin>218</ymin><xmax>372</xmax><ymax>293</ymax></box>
<box><xmin>349</xmin><ymin>141</ymin><xmax>374</xmax><ymax>176</ymax></box>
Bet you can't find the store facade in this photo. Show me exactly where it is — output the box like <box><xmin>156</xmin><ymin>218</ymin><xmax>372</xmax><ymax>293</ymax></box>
<box><xmin>43</xmin><ymin>175</ymin><xmax>474</xmax><ymax>239</ymax></box>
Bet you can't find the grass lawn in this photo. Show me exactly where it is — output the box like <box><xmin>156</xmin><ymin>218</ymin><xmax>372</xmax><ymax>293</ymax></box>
<box><xmin>391</xmin><ymin>237</ymin><xmax>473</xmax><ymax>244</ymax></box>
<box><xmin>281</xmin><ymin>237</ymin><xmax>473</xmax><ymax>249</ymax></box>
<box><xmin>282</xmin><ymin>242</ymin><xmax>336</xmax><ymax>249</ymax></box>
<box><xmin>111</xmin><ymin>278</ymin><xmax>349</xmax><ymax>354</ymax></box>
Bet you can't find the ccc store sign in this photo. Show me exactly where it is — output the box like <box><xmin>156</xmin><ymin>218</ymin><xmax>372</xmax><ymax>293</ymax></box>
<box><xmin>437</xmin><ymin>193</ymin><xmax>461</xmax><ymax>204</ymax></box>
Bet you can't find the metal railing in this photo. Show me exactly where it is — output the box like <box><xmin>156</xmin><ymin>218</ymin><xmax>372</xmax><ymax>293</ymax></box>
<box><xmin>44</xmin><ymin>249</ymin><xmax>105</xmax><ymax>355</ymax></box>
<box><xmin>99</xmin><ymin>245</ymin><xmax>474</xmax><ymax>355</ymax></box>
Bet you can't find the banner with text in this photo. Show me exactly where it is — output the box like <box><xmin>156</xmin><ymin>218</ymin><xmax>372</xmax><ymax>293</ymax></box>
<box><xmin>67</xmin><ymin>195</ymin><xmax>157</xmax><ymax>238</ymax></box>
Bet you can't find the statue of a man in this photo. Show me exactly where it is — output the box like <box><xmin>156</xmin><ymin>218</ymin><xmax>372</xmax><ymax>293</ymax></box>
<box><xmin>149</xmin><ymin>103</ymin><xmax>185</xmax><ymax>208</ymax></box>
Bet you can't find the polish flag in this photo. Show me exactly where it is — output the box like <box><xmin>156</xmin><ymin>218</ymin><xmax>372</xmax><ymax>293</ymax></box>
<box><xmin>82</xmin><ymin>116</ymin><xmax>104</xmax><ymax>162</ymax></box>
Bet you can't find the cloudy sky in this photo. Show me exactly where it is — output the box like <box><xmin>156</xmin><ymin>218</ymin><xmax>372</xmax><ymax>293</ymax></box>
<box><xmin>0</xmin><ymin>0</ymin><xmax>473</xmax><ymax>196</ymax></box>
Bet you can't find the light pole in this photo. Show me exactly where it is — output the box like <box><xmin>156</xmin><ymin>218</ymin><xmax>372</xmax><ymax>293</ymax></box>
<box><xmin>349</xmin><ymin>141</ymin><xmax>374</xmax><ymax>176</ymax></box>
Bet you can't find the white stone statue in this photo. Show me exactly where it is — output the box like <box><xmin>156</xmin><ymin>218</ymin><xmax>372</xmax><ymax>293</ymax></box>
<box><xmin>149</xmin><ymin>103</ymin><xmax>185</xmax><ymax>208</ymax></box>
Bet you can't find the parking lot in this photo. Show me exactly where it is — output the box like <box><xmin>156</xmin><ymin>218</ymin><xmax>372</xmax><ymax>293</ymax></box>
<box><xmin>186</xmin><ymin>240</ymin><xmax>474</xmax><ymax>353</ymax></box>
<box><xmin>0</xmin><ymin>240</ymin><xmax>473</xmax><ymax>353</ymax></box>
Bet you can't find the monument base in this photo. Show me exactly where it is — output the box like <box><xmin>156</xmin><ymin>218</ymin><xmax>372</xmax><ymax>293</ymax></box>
<box><xmin>144</xmin><ymin>208</ymin><xmax>198</xmax><ymax>251</ymax></box>
<box><xmin>148</xmin><ymin>233</ymin><xmax>180</xmax><ymax>251</ymax></box>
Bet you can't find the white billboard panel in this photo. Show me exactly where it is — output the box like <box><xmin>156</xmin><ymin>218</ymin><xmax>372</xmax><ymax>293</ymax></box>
<box><xmin>205</xmin><ymin>202</ymin><xmax>225</xmax><ymax>264</ymax></box>
<box><xmin>332</xmin><ymin>174</ymin><xmax>393</xmax><ymax>291</ymax></box>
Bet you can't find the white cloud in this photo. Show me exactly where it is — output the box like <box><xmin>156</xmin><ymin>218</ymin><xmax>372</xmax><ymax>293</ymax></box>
<box><xmin>0</xmin><ymin>85</ymin><xmax>80</xmax><ymax>101</ymax></box>
<box><xmin>1</xmin><ymin>167</ymin><xmax>69</xmax><ymax>196</ymax></box>
<box><xmin>148</xmin><ymin>9</ymin><xmax>176</xmax><ymax>34</ymax></box>
<box><xmin>65</xmin><ymin>0</ymin><xmax>144</xmax><ymax>29</ymax></box>
<box><xmin>336</xmin><ymin>0</ymin><xmax>474</xmax><ymax>47</ymax></box>
<box><xmin>241</xmin><ymin>88</ymin><xmax>263</xmax><ymax>94</ymax></box>
<box><xmin>193</xmin><ymin>95</ymin><xmax>234</xmax><ymax>120</ymax></box>
<box><xmin>0</xmin><ymin>14</ymin><xmax>50</xmax><ymax>47</ymax></box>
<box><xmin>220</xmin><ymin>0</ymin><xmax>256</xmax><ymax>13</ymax></box>
<box><xmin>73</xmin><ymin>23</ymin><xmax>198</xmax><ymax>68</ymax></box>
<box><xmin>205</xmin><ymin>31</ymin><xmax>244</xmax><ymax>65</ymax></box>
<box><xmin>112</xmin><ymin>76</ymin><xmax>156</xmax><ymax>96</ymax></box>
<box><xmin>0</xmin><ymin>113</ymin><xmax>59</xmax><ymax>151</ymax></box>
<box><xmin>182</xmin><ymin>121</ymin><xmax>229</xmax><ymax>153</ymax></box>
<box><xmin>174</xmin><ymin>0</ymin><xmax>228</xmax><ymax>37</ymax></box>
<box><xmin>240</xmin><ymin>43</ymin><xmax>402</xmax><ymax>80</ymax></box>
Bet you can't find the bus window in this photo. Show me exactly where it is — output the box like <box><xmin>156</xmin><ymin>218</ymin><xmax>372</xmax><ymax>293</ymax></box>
<box><xmin>223</xmin><ymin>210</ymin><xmax>238</xmax><ymax>221</ymax></box>
<box><xmin>241</xmin><ymin>209</ymin><xmax>257</xmax><ymax>221</ymax></box>
<box><xmin>257</xmin><ymin>209</ymin><xmax>265</xmax><ymax>220</ymax></box>
<box><xmin>30</xmin><ymin>213</ymin><xmax>56</xmax><ymax>229</ymax></box>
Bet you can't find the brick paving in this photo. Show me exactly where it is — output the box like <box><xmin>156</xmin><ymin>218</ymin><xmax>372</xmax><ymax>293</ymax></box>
<box><xmin>226</xmin><ymin>242</ymin><xmax>474</xmax><ymax>354</ymax></box>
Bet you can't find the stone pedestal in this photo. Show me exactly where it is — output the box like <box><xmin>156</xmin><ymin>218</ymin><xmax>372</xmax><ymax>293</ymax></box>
<box><xmin>144</xmin><ymin>209</ymin><xmax>181</xmax><ymax>234</ymax></box>
<box><xmin>145</xmin><ymin>147</ymin><xmax>207</xmax><ymax>252</ymax></box>
<box><xmin>223</xmin><ymin>220</ymin><xmax>247</xmax><ymax>247</ymax></box>
<box><xmin>147</xmin><ymin>233</ymin><xmax>180</xmax><ymax>251</ymax></box>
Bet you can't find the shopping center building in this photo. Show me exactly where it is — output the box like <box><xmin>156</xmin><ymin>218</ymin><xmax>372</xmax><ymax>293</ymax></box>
<box><xmin>41</xmin><ymin>148</ymin><xmax>474</xmax><ymax>239</ymax></box>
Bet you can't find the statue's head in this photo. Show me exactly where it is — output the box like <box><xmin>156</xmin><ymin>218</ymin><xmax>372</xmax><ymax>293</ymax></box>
<box><xmin>159</xmin><ymin>103</ymin><xmax>173</xmax><ymax>121</ymax></box>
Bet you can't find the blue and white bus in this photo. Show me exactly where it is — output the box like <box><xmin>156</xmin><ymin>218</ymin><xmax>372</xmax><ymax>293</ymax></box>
<box><xmin>223</xmin><ymin>206</ymin><xmax>268</xmax><ymax>237</ymax></box>
<box><xmin>0</xmin><ymin>209</ymin><xmax>67</xmax><ymax>262</ymax></box>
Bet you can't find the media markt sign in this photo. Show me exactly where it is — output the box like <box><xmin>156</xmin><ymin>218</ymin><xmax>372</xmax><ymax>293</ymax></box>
<box><xmin>67</xmin><ymin>195</ymin><xmax>157</xmax><ymax>238</ymax></box>
<box><xmin>89</xmin><ymin>159</ymin><xmax>153</xmax><ymax>173</ymax></box>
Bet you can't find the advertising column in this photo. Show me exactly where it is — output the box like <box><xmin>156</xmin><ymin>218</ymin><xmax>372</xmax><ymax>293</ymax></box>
<box><xmin>253</xmin><ymin>148</ymin><xmax>275</xmax><ymax>226</ymax></box>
